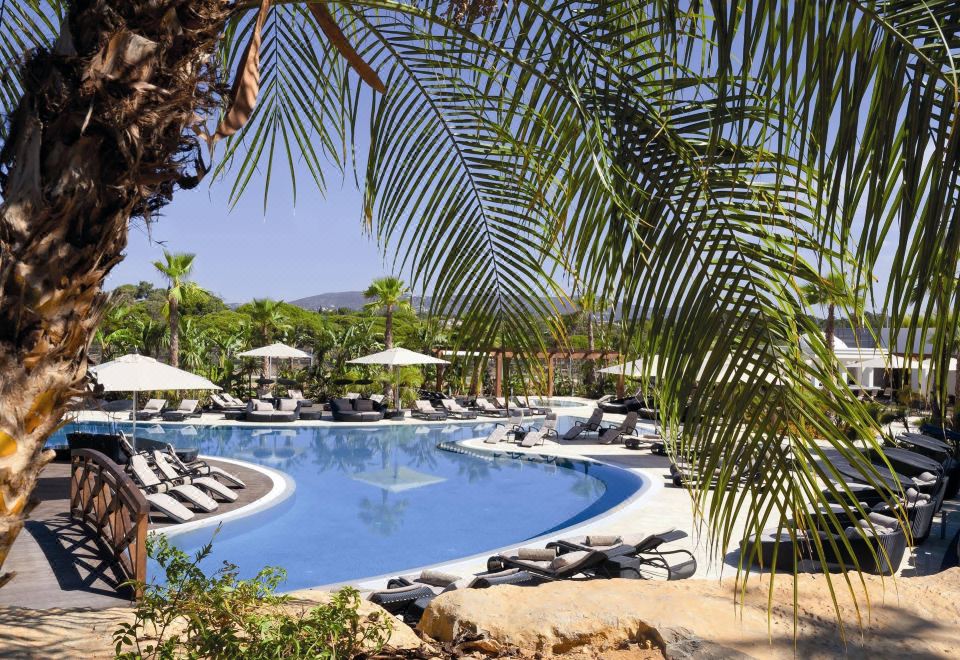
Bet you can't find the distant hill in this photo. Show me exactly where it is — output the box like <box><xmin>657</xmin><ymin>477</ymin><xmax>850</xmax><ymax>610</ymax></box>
<box><xmin>288</xmin><ymin>290</ymin><xmax>580</xmax><ymax>315</ymax></box>
<box><xmin>288</xmin><ymin>290</ymin><xmax>430</xmax><ymax>312</ymax></box>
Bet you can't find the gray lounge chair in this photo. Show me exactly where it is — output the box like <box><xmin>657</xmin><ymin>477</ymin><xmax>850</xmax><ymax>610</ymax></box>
<box><xmin>548</xmin><ymin>529</ymin><xmax>697</xmax><ymax>580</ymax></box>
<box><xmin>562</xmin><ymin>408</ymin><xmax>604</xmax><ymax>440</ymax></box>
<box><xmin>439</xmin><ymin>398</ymin><xmax>478</xmax><ymax>419</ymax></box>
<box><xmin>211</xmin><ymin>393</ymin><xmax>245</xmax><ymax>411</ymax></box>
<box><xmin>496</xmin><ymin>397</ymin><xmax>530</xmax><ymax>415</ymax></box>
<box><xmin>599</xmin><ymin>412</ymin><xmax>638</xmax><ymax>444</ymax></box>
<box><xmin>161</xmin><ymin>399</ymin><xmax>201</xmax><ymax>421</ymax></box>
<box><xmin>483</xmin><ymin>426</ymin><xmax>511</xmax><ymax>444</ymax></box>
<box><xmin>474</xmin><ymin>397</ymin><xmax>508</xmax><ymax>417</ymax></box>
<box><xmin>413</xmin><ymin>400</ymin><xmax>447</xmax><ymax>420</ymax></box>
<box><xmin>151</xmin><ymin>450</ymin><xmax>238</xmax><ymax>502</ymax></box>
<box><xmin>488</xmin><ymin>546</ymin><xmax>620</xmax><ymax>580</ymax></box>
<box><xmin>513</xmin><ymin>396</ymin><xmax>551</xmax><ymax>415</ymax></box>
<box><xmin>135</xmin><ymin>398</ymin><xmax>166</xmax><ymax>421</ymax></box>
<box><xmin>127</xmin><ymin>454</ymin><xmax>218</xmax><ymax>513</ymax></box>
<box><xmin>516</xmin><ymin>414</ymin><xmax>557</xmax><ymax>447</ymax></box>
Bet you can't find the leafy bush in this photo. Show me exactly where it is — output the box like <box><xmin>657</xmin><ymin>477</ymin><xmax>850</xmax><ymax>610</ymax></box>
<box><xmin>115</xmin><ymin>532</ymin><xmax>392</xmax><ymax>659</ymax></box>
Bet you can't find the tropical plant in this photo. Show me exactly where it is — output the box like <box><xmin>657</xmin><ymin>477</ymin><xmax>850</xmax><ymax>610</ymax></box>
<box><xmin>115</xmin><ymin>532</ymin><xmax>393</xmax><ymax>659</ymax></box>
<box><xmin>363</xmin><ymin>276</ymin><xmax>412</xmax><ymax>349</ymax></box>
<box><xmin>244</xmin><ymin>298</ymin><xmax>290</xmax><ymax>373</ymax></box>
<box><xmin>1</xmin><ymin>0</ymin><xmax>959</xmax><ymax>631</ymax></box>
<box><xmin>152</xmin><ymin>251</ymin><xmax>199</xmax><ymax>368</ymax></box>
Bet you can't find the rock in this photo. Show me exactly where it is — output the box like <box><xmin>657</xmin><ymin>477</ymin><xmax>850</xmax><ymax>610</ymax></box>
<box><xmin>419</xmin><ymin>570</ymin><xmax>960</xmax><ymax>658</ymax></box>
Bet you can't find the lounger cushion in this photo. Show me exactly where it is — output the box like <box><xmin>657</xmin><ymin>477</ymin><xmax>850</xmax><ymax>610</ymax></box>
<box><xmin>549</xmin><ymin>551</ymin><xmax>588</xmax><ymax>571</ymax></box>
<box><xmin>417</xmin><ymin>569</ymin><xmax>461</xmax><ymax>587</ymax></box>
<box><xmin>254</xmin><ymin>401</ymin><xmax>273</xmax><ymax>411</ymax></box>
<box><xmin>355</xmin><ymin>399</ymin><xmax>375</xmax><ymax>412</ymax></box>
<box><xmin>518</xmin><ymin>547</ymin><xmax>556</xmax><ymax>561</ymax></box>
<box><xmin>277</xmin><ymin>398</ymin><xmax>298</xmax><ymax>411</ymax></box>
<box><xmin>586</xmin><ymin>535</ymin><xmax>621</xmax><ymax>547</ymax></box>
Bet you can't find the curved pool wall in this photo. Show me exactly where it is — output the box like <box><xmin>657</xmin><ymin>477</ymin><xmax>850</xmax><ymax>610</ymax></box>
<box><xmin>49</xmin><ymin>418</ymin><xmax>644</xmax><ymax>589</ymax></box>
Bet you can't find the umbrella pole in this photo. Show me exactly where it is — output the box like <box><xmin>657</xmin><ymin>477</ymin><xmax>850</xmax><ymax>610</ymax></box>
<box><xmin>132</xmin><ymin>388</ymin><xmax>138</xmax><ymax>450</ymax></box>
<box><xmin>394</xmin><ymin>365</ymin><xmax>400</xmax><ymax>411</ymax></box>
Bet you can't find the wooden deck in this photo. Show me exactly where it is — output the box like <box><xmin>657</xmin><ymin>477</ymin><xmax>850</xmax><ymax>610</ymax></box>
<box><xmin>0</xmin><ymin>458</ymin><xmax>272</xmax><ymax>610</ymax></box>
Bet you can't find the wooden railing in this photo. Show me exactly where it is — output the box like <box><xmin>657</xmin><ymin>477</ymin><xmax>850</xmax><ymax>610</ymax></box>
<box><xmin>70</xmin><ymin>448</ymin><xmax>149</xmax><ymax>591</ymax></box>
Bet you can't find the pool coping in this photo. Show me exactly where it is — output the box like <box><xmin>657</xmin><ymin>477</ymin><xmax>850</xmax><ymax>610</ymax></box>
<box><xmin>311</xmin><ymin>434</ymin><xmax>660</xmax><ymax>594</ymax></box>
<box><xmin>152</xmin><ymin>456</ymin><xmax>296</xmax><ymax>540</ymax></box>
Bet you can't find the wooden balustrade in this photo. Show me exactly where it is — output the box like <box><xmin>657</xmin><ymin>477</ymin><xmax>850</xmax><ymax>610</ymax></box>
<box><xmin>70</xmin><ymin>448</ymin><xmax>149</xmax><ymax>591</ymax></box>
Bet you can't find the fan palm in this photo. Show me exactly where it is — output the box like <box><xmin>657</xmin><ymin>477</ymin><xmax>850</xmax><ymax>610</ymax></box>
<box><xmin>152</xmin><ymin>251</ymin><xmax>199</xmax><ymax>367</ymax></box>
<box><xmin>245</xmin><ymin>298</ymin><xmax>290</xmax><ymax>372</ymax></box>
<box><xmin>363</xmin><ymin>276</ymin><xmax>412</xmax><ymax>349</ymax></box>
<box><xmin>801</xmin><ymin>271</ymin><xmax>868</xmax><ymax>353</ymax></box>
<box><xmin>0</xmin><ymin>1</ymin><xmax>958</xmax><ymax>628</ymax></box>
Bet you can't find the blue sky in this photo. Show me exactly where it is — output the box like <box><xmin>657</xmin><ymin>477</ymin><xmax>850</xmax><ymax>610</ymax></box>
<box><xmin>108</xmin><ymin>165</ymin><xmax>390</xmax><ymax>304</ymax></box>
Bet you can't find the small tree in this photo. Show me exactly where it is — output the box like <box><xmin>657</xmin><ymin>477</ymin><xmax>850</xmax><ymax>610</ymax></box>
<box><xmin>152</xmin><ymin>251</ymin><xmax>198</xmax><ymax>368</ymax></box>
<box><xmin>363</xmin><ymin>277</ymin><xmax>412</xmax><ymax>350</ymax></box>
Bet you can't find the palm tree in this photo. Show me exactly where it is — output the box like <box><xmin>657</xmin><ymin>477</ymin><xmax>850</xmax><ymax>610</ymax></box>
<box><xmin>2</xmin><ymin>2</ymin><xmax>959</xmax><ymax>622</ymax></box>
<box><xmin>801</xmin><ymin>271</ymin><xmax>867</xmax><ymax>353</ymax></box>
<box><xmin>576</xmin><ymin>292</ymin><xmax>610</xmax><ymax>388</ymax></box>
<box><xmin>244</xmin><ymin>299</ymin><xmax>289</xmax><ymax>374</ymax></box>
<box><xmin>152</xmin><ymin>251</ymin><xmax>197</xmax><ymax>367</ymax></box>
<box><xmin>363</xmin><ymin>276</ymin><xmax>412</xmax><ymax>349</ymax></box>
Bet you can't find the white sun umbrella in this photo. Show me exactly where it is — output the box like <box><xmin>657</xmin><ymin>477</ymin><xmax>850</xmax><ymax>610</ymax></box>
<box><xmin>89</xmin><ymin>353</ymin><xmax>220</xmax><ymax>446</ymax></box>
<box><xmin>348</xmin><ymin>347</ymin><xmax>449</xmax><ymax>410</ymax></box>
<box><xmin>237</xmin><ymin>342</ymin><xmax>312</xmax><ymax>393</ymax></box>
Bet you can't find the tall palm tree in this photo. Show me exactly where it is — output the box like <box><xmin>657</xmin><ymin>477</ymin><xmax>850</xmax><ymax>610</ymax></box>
<box><xmin>576</xmin><ymin>292</ymin><xmax>610</xmax><ymax>388</ymax></box>
<box><xmin>152</xmin><ymin>251</ymin><xmax>197</xmax><ymax>367</ymax></box>
<box><xmin>1</xmin><ymin>2</ymin><xmax>959</xmax><ymax>623</ymax></box>
<box><xmin>363</xmin><ymin>276</ymin><xmax>412</xmax><ymax>349</ymax></box>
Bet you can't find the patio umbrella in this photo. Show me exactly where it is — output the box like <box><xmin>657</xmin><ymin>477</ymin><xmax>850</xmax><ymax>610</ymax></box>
<box><xmin>348</xmin><ymin>347</ymin><xmax>449</xmax><ymax>410</ymax></box>
<box><xmin>238</xmin><ymin>342</ymin><xmax>312</xmax><ymax>393</ymax></box>
<box><xmin>88</xmin><ymin>353</ymin><xmax>220</xmax><ymax>446</ymax></box>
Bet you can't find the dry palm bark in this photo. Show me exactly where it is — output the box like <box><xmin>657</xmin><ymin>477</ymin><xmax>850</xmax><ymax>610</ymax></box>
<box><xmin>0</xmin><ymin>0</ymin><xmax>230</xmax><ymax>579</ymax></box>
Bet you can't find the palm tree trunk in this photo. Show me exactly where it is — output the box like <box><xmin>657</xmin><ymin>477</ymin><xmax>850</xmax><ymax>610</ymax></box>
<box><xmin>169</xmin><ymin>297</ymin><xmax>180</xmax><ymax>367</ymax></box>
<box><xmin>825</xmin><ymin>303</ymin><xmax>835</xmax><ymax>353</ymax></box>
<box><xmin>0</xmin><ymin>0</ymin><xmax>229</xmax><ymax>576</ymax></box>
<box><xmin>585</xmin><ymin>313</ymin><xmax>596</xmax><ymax>387</ymax></box>
<box><xmin>385</xmin><ymin>304</ymin><xmax>394</xmax><ymax>349</ymax></box>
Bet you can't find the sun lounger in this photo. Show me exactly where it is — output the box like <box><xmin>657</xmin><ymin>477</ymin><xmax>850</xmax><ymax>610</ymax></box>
<box><xmin>413</xmin><ymin>400</ymin><xmax>447</xmax><ymax>420</ymax></box>
<box><xmin>548</xmin><ymin>529</ymin><xmax>697</xmax><ymax>580</ymax></box>
<box><xmin>474</xmin><ymin>397</ymin><xmax>508</xmax><ymax>417</ymax></box>
<box><xmin>211</xmin><ymin>393</ymin><xmax>245</xmax><ymax>411</ymax></box>
<box><xmin>562</xmin><ymin>408</ymin><xmax>604</xmax><ymax>441</ymax></box>
<box><xmin>743</xmin><ymin>512</ymin><xmax>906</xmax><ymax>575</ymax></box>
<box><xmin>598</xmin><ymin>412</ymin><xmax>638</xmax><ymax>444</ymax></box>
<box><xmin>161</xmin><ymin>399</ymin><xmax>201</xmax><ymax>421</ymax></box>
<box><xmin>127</xmin><ymin>454</ymin><xmax>218</xmax><ymax>513</ymax></box>
<box><xmin>496</xmin><ymin>397</ymin><xmax>530</xmax><ymax>415</ymax></box>
<box><xmin>140</xmin><ymin>490</ymin><xmax>195</xmax><ymax>523</ymax></box>
<box><xmin>516</xmin><ymin>413</ymin><xmax>558</xmax><ymax>447</ymax></box>
<box><xmin>369</xmin><ymin>568</ymin><xmax>542</xmax><ymax>624</ymax></box>
<box><xmin>151</xmin><ymin>450</ymin><xmax>238</xmax><ymax>502</ymax></box>
<box><xmin>483</xmin><ymin>426</ymin><xmax>511</xmax><ymax>444</ymax></box>
<box><xmin>513</xmin><ymin>396</ymin><xmax>551</xmax><ymax>415</ymax></box>
<box><xmin>488</xmin><ymin>546</ymin><xmax>622</xmax><ymax>580</ymax></box>
<box><xmin>439</xmin><ymin>398</ymin><xmax>478</xmax><ymax>419</ymax></box>
<box><xmin>135</xmin><ymin>398</ymin><xmax>166</xmax><ymax>421</ymax></box>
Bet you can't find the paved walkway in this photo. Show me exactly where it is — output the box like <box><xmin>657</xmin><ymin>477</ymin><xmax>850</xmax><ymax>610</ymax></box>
<box><xmin>0</xmin><ymin>459</ymin><xmax>272</xmax><ymax>610</ymax></box>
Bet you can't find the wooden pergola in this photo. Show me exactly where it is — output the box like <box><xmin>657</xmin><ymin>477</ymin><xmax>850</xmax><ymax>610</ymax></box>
<box><xmin>434</xmin><ymin>349</ymin><xmax>623</xmax><ymax>397</ymax></box>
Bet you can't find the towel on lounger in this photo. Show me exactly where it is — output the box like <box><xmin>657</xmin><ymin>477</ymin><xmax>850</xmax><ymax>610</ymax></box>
<box><xmin>517</xmin><ymin>548</ymin><xmax>557</xmax><ymax>561</ymax></box>
<box><xmin>417</xmin><ymin>569</ymin><xmax>461</xmax><ymax>587</ymax></box>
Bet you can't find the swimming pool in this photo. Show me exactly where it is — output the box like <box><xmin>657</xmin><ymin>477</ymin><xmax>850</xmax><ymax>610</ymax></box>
<box><xmin>51</xmin><ymin>419</ymin><xmax>643</xmax><ymax>589</ymax></box>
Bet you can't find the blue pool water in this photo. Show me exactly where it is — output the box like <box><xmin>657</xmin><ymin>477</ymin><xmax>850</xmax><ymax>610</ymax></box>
<box><xmin>51</xmin><ymin>419</ymin><xmax>642</xmax><ymax>589</ymax></box>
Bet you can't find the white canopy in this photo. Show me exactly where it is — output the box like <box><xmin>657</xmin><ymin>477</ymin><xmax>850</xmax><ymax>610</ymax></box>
<box><xmin>237</xmin><ymin>342</ymin><xmax>312</xmax><ymax>359</ymax></box>
<box><xmin>90</xmin><ymin>354</ymin><xmax>220</xmax><ymax>392</ymax></box>
<box><xmin>89</xmin><ymin>354</ymin><xmax>219</xmax><ymax>446</ymax></box>
<box><xmin>348</xmin><ymin>347</ymin><xmax>449</xmax><ymax>410</ymax></box>
<box><xmin>348</xmin><ymin>347</ymin><xmax>449</xmax><ymax>367</ymax></box>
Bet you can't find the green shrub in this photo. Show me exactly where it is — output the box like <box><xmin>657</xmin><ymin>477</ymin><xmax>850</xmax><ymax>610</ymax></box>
<box><xmin>115</xmin><ymin>532</ymin><xmax>392</xmax><ymax>659</ymax></box>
